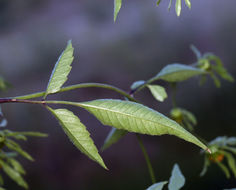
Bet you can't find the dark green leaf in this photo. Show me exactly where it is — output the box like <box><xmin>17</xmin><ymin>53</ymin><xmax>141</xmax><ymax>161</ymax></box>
<box><xmin>114</xmin><ymin>0</ymin><xmax>122</xmax><ymax>22</ymax></box>
<box><xmin>0</xmin><ymin>160</ymin><xmax>28</xmax><ymax>189</ymax></box>
<box><xmin>220</xmin><ymin>150</ymin><xmax>236</xmax><ymax>178</ymax></box>
<box><xmin>77</xmin><ymin>99</ymin><xmax>208</xmax><ymax>151</ymax></box>
<box><xmin>156</xmin><ymin>0</ymin><xmax>162</xmax><ymax>6</ymax></box>
<box><xmin>101</xmin><ymin>128</ymin><xmax>127</xmax><ymax>151</ymax></box>
<box><xmin>168</xmin><ymin>164</ymin><xmax>185</xmax><ymax>190</ymax></box>
<box><xmin>200</xmin><ymin>156</ymin><xmax>210</xmax><ymax>177</ymax></box>
<box><xmin>146</xmin><ymin>181</ymin><xmax>168</xmax><ymax>190</ymax></box>
<box><xmin>44</xmin><ymin>40</ymin><xmax>74</xmax><ymax>99</ymax></box>
<box><xmin>147</xmin><ymin>85</ymin><xmax>168</xmax><ymax>102</ymax></box>
<box><xmin>216</xmin><ymin>162</ymin><xmax>230</xmax><ymax>178</ymax></box>
<box><xmin>47</xmin><ymin>107</ymin><xmax>107</xmax><ymax>169</ymax></box>
<box><xmin>0</xmin><ymin>174</ymin><xmax>4</xmax><ymax>185</ymax></box>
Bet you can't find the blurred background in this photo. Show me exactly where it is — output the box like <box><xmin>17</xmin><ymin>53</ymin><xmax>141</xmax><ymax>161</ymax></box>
<box><xmin>0</xmin><ymin>0</ymin><xmax>236</xmax><ymax>189</ymax></box>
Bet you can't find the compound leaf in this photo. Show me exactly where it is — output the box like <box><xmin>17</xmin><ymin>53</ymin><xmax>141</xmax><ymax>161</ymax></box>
<box><xmin>168</xmin><ymin>164</ymin><xmax>185</xmax><ymax>190</ymax></box>
<box><xmin>44</xmin><ymin>40</ymin><xmax>74</xmax><ymax>99</ymax></box>
<box><xmin>77</xmin><ymin>99</ymin><xmax>208</xmax><ymax>151</ymax></box>
<box><xmin>101</xmin><ymin>128</ymin><xmax>127</xmax><ymax>151</ymax></box>
<box><xmin>47</xmin><ymin>107</ymin><xmax>107</xmax><ymax>169</ymax></box>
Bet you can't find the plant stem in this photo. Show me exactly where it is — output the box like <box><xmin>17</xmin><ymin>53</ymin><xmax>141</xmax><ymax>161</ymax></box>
<box><xmin>136</xmin><ymin>134</ymin><xmax>156</xmax><ymax>184</ymax></box>
<box><xmin>12</xmin><ymin>83</ymin><xmax>136</xmax><ymax>102</ymax></box>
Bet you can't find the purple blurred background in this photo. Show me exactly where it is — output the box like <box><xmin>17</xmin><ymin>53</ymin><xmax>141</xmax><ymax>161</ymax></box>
<box><xmin>0</xmin><ymin>0</ymin><xmax>236</xmax><ymax>189</ymax></box>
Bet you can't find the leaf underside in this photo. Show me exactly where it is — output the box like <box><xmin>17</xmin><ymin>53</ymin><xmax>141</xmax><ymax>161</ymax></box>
<box><xmin>153</xmin><ymin>63</ymin><xmax>205</xmax><ymax>82</ymax></box>
<box><xmin>146</xmin><ymin>181</ymin><xmax>168</xmax><ymax>190</ymax></box>
<box><xmin>47</xmin><ymin>107</ymin><xmax>107</xmax><ymax>169</ymax></box>
<box><xmin>78</xmin><ymin>99</ymin><xmax>208</xmax><ymax>151</ymax></box>
<box><xmin>168</xmin><ymin>164</ymin><xmax>185</xmax><ymax>190</ymax></box>
<box><xmin>44</xmin><ymin>40</ymin><xmax>74</xmax><ymax>98</ymax></box>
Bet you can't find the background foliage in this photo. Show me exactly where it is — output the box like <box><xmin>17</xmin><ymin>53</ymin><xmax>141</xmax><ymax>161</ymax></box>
<box><xmin>0</xmin><ymin>0</ymin><xmax>236</xmax><ymax>189</ymax></box>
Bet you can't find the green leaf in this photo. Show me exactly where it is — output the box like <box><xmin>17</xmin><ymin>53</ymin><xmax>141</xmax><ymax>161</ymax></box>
<box><xmin>184</xmin><ymin>0</ymin><xmax>191</xmax><ymax>9</ymax></box>
<box><xmin>0</xmin><ymin>160</ymin><xmax>28</xmax><ymax>189</ymax></box>
<box><xmin>5</xmin><ymin>131</ymin><xmax>48</xmax><ymax>138</ymax></box>
<box><xmin>77</xmin><ymin>99</ymin><xmax>208</xmax><ymax>151</ymax></box>
<box><xmin>200</xmin><ymin>156</ymin><xmax>210</xmax><ymax>177</ymax></box>
<box><xmin>168</xmin><ymin>164</ymin><xmax>185</xmax><ymax>190</ymax></box>
<box><xmin>209</xmin><ymin>72</ymin><xmax>221</xmax><ymax>88</ymax></box>
<box><xmin>114</xmin><ymin>0</ymin><xmax>122</xmax><ymax>22</ymax></box>
<box><xmin>226</xmin><ymin>137</ymin><xmax>236</xmax><ymax>146</ymax></box>
<box><xmin>130</xmin><ymin>80</ymin><xmax>146</xmax><ymax>90</ymax></box>
<box><xmin>101</xmin><ymin>128</ymin><xmax>127</xmax><ymax>151</ymax></box>
<box><xmin>216</xmin><ymin>162</ymin><xmax>230</xmax><ymax>178</ymax></box>
<box><xmin>146</xmin><ymin>181</ymin><xmax>168</xmax><ymax>190</ymax></box>
<box><xmin>0</xmin><ymin>76</ymin><xmax>11</xmax><ymax>92</ymax></box>
<box><xmin>47</xmin><ymin>107</ymin><xmax>107</xmax><ymax>169</ymax></box>
<box><xmin>220</xmin><ymin>150</ymin><xmax>236</xmax><ymax>178</ymax></box>
<box><xmin>0</xmin><ymin>187</ymin><xmax>6</xmax><ymax>190</ymax></box>
<box><xmin>175</xmin><ymin>0</ymin><xmax>181</xmax><ymax>17</ymax></box>
<box><xmin>156</xmin><ymin>0</ymin><xmax>162</xmax><ymax>6</ymax></box>
<box><xmin>168</xmin><ymin>0</ymin><xmax>173</xmax><ymax>11</ymax></box>
<box><xmin>190</xmin><ymin>45</ymin><xmax>202</xmax><ymax>60</ymax></box>
<box><xmin>44</xmin><ymin>40</ymin><xmax>74</xmax><ymax>99</ymax></box>
<box><xmin>181</xmin><ymin>109</ymin><xmax>197</xmax><ymax>126</ymax></box>
<box><xmin>5</xmin><ymin>140</ymin><xmax>34</xmax><ymax>161</ymax></box>
<box><xmin>0</xmin><ymin>174</ymin><xmax>4</xmax><ymax>185</ymax></box>
<box><xmin>0</xmin><ymin>106</ymin><xmax>7</xmax><ymax>127</ymax></box>
<box><xmin>147</xmin><ymin>85</ymin><xmax>168</xmax><ymax>102</ymax></box>
<box><xmin>152</xmin><ymin>64</ymin><xmax>205</xmax><ymax>83</ymax></box>
<box><xmin>8</xmin><ymin>158</ymin><xmax>26</xmax><ymax>175</ymax></box>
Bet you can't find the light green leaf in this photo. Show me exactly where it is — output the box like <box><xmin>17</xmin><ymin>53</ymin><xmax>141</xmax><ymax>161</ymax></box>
<box><xmin>168</xmin><ymin>164</ymin><xmax>185</xmax><ymax>190</ymax></box>
<box><xmin>156</xmin><ymin>0</ymin><xmax>162</xmax><ymax>6</ymax></box>
<box><xmin>130</xmin><ymin>80</ymin><xmax>145</xmax><ymax>90</ymax></box>
<box><xmin>114</xmin><ymin>0</ymin><xmax>122</xmax><ymax>22</ymax></box>
<box><xmin>77</xmin><ymin>99</ymin><xmax>208</xmax><ymax>151</ymax></box>
<box><xmin>147</xmin><ymin>85</ymin><xmax>168</xmax><ymax>102</ymax></box>
<box><xmin>216</xmin><ymin>162</ymin><xmax>230</xmax><ymax>178</ymax></box>
<box><xmin>5</xmin><ymin>140</ymin><xmax>34</xmax><ymax>161</ymax></box>
<box><xmin>146</xmin><ymin>181</ymin><xmax>168</xmax><ymax>190</ymax></box>
<box><xmin>181</xmin><ymin>109</ymin><xmax>197</xmax><ymax>126</ymax></box>
<box><xmin>8</xmin><ymin>158</ymin><xmax>26</xmax><ymax>175</ymax></box>
<box><xmin>0</xmin><ymin>187</ymin><xmax>6</xmax><ymax>190</ymax></box>
<box><xmin>44</xmin><ymin>40</ymin><xmax>74</xmax><ymax>99</ymax></box>
<box><xmin>200</xmin><ymin>156</ymin><xmax>210</xmax><ymax>177</ymax></box>
<box><xmin>47</xmin><ymin>107</ymin><xmax>107</xmax><ymax>169</ymax></box>
<box><xmin>175</xmin><ymin>0</ymin><xmax>181</xmax><ymax>17</ymax></box>
<box><xmin>168</xmin><ymin>0</ymin><xmax>173</xmax><ymax>11</ymax></box>
<box><xmin>101</xmin><ymin>128</ymin><xmax>127</xmax><ymax>151</ymax></box>
<box><xmin>152</xmin><ymin>64</ymin><xmax>205</xmax><ymax>83</ymax></box>
<box><xmin>184</xmin><ymin>0</ymin><xmax>191</xmax><ymax>9</ymax></box>
<box><xmin>0</xmin><ymin>160</ymin><xmax>28</xmax><ymax>189</ymax></box>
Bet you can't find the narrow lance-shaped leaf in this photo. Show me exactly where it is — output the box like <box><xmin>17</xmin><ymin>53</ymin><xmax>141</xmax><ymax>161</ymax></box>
<box><xmin>114</xmin><ymin>0</ymin><xmax>122</xmax><ymax>22</ymax></box>
<box><xmin>146</xmin><ymin>181</ymin><xmax>168</xmax><ymax>190</ymax></box>
<box><xmin>0</xmin><ymin>160</ymin><xmax>28</xmax><ymax>189</ymax></box>
<box><xmin>8</xmin><ymin>158</ymin><xmax>26</xmax><ymax>175</ymax></box>
<box><xmin>216</xmin><ymin>162</ymin><xmax>230</xmax><ymax>178</ymax></box>
<box><xmin>184</xmin><ymin>0</ymin><xmax>191</xmax><ymax>9</ymax></box>
<box><xmin>175</xmin><ymin>0</ymin><xmax>181</xmax><ymax>17</ymax></box>
<box><xmin>44</xmin><ymin>40</ymin><xmax>74</xmax><ymax>99</ymax></box>
<box><xmin>156</xmin><ymin>0</ymin><xmax>162</xmax><ymax>6</ymax></box>
<box><xmin>147</xmin><ymin>85</ymin><xmax>167</xmax><ymax>102</ymax></box>
<box><xmin>150</xmin><ymin>63</ymin><xmax>205</xmax><ymax>83</ymax></box>
<box><xmin>219</xmin><ymin>150</ymin><xmax>236</xmax><ymax>178</ymax></box>
<box><xmin>76</xmin><ymin>99</ymin><xmax>208</xmax><ymax>151</ymax></box>
<box><xmin>168</xmin><ymin>0</ymin><xmax>173</xmax><ymax>11</ymax></box>
<box><xmin>101</xmin><ymin>128</ymin><xmax>127</xmax><ymax>151</ymax></box>
<box><xmin>168</xmin><ymin>164</ymin><xmax>185</xmax><ymax>190</ymax></box>
<box><xmin>47</xmin><ymin>107</ymin><xmax>107</xmax><ymax>169</ymax></box>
